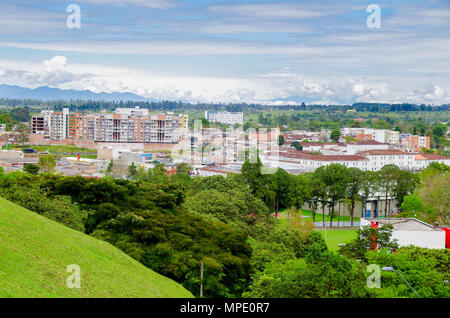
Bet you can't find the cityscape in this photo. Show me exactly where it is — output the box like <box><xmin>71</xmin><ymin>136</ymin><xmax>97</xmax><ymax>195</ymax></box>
<box><xmin>0</xmin><ymin>0</ymin><xmax>449</xmax><ymax>309</ymax></box>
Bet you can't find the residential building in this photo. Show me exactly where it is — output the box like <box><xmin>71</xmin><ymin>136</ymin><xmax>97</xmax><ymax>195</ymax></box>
<box><xmin>205</xmin><ymin>111</ymin><xmax>244</xmax><ymax>125</ymax></box>
<box><xmin>31</xmin><ymin>107</ymin><xmax>188</xmax><ymax>144</ymax></box>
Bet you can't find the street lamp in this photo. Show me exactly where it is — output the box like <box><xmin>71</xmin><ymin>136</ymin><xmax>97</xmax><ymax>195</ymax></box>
<box><xmin>382</xmin><ymin>266</ymin><xmax>420</xmax><ymax>298</ymax></box>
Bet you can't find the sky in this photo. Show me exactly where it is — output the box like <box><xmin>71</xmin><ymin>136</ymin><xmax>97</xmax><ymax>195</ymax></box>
<box><xmin>0</xmin><ymin>0</ymin><xmax>449</xmax><ymax>105</ymax></box>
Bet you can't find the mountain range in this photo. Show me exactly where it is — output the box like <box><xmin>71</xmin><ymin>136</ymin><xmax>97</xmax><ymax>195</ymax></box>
<box><xmin>0</xmin><ymin>84</ymin><xmax>151</xmax><ymax>102</ymax></box>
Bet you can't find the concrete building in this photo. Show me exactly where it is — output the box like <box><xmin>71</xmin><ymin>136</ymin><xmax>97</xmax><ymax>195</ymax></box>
<box><xmin>31</xmin><ymin>107</ymin><xmax>188</xmax><ymax>144</ymax></box>
<box><xmin>205</xmin><ymin>111</ymin><xmax>244</xmax><ymax>125</ymax></box>
<box><xmin>360</xmin><ymin>218</ymin><xmax>446</xmax><ymax>249</ymax></box>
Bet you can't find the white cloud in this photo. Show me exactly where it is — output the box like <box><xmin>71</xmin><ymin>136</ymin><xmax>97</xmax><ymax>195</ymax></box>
<box><xmin>1</xmin><ymin>56</ymin><xmax>450</xmax><ymax>105</ymax></box>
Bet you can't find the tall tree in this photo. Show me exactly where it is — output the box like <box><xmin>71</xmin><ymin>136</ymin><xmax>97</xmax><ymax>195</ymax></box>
<box><xmin>37</xmin><ymin>155</ymin><xmax>56</xmax><ymax>173</ymax></box>
<box><xmin>314</xmin><ymin>164</ymin><xmax>349</xmax><ymax>226</ymax></box>
<box><xmin>345</xmin><ymin>167</ymin><xmax>363</xmax><ymax>226</ymax></box>
<box><xmin>377</xmin><ymin>165</ymin><xmax>400</xmax><ymax>217</ymax></box>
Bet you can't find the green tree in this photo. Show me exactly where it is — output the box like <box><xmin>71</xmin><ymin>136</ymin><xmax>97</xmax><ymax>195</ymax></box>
<box><xmin>392</xmin><ymin>170</ymin><xmax>420</xmax><ymax>211</ymax></box>
<box><xmin>345</xmin><ymin>168</ymin><xmax>363</xmax><ymax>226</ymax></box>
<box><xmin>38</xmin><ymin>155</ymin><xmax>56</xmax><ymax>173</ymax></box>
<box><xmin>244</xmin><ymin>251</ymin><xmax>367</xmax><ymax>298</ymax></box>
<box><xmin>128</xmin><ymin>162</ymin><xmax>138</xmax><ymax>179</ymax></box>
<box><xmin>339</xmin><ymin>224</ymin><xmax>399</xmax><ymax>261</ymax></box>
<box><xmin>377</xmin><ymin>165</ymin><xmax>399</xmax><ymax>217</ymax></box>
<box><xmin>314</xmin><ymin>164</ymin><xmax>349</xmax><ymax>227</ymax></box>
<box><xmin>23</xmin><ymin>163</ymin><xmax>39</xmax><ymax>175</ymax></box>
<box><xmin>278</xmin><ymin>134</ymin><xmax>285</xmax><ymax>146</ymax></box>
<box><xmin>330</xmin><ymin>128</ymin><xmax>341</xmax><ymax>142</ymax></box>
<box><xmin>291</xmin><ymin>141</ymin><xmax>303</xmax><ymax>151</ymax></box>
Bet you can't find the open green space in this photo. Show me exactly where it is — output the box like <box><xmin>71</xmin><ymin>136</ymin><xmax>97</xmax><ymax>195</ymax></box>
<box><xmin>5</xmin><ymin>144</ymin><xmax>97</xmax><ymax>159</ymax></box>
<box><xmin>0</xmin><ymin>197</ymin><xmax>193</xmax><ymax>298</ymax></box>
<box><xmin>315</xmin><ymin>229</ymin><xmax>358</xmax><ymax>251</ymax></box>
<box><xmin>274</xmin><ymin>209</ymin><xmax>361</xmax><ymax>223</ymax></box>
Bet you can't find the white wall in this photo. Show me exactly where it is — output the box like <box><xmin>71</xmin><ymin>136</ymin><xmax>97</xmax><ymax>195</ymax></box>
<box><xmin>392</xmin><ymin>231</ymin><xmax>446</xmax><ymax>249</ymax></box>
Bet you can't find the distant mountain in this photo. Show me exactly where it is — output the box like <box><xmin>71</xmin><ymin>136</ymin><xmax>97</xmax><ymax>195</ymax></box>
<box><xmin>0</xmin><ymin>84</ymin><xmax>152</xmax><ymax>101</ymax></box>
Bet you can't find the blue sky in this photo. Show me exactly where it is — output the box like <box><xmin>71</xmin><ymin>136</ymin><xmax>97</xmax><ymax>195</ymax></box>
<box><xmin>0</xmin><ymin>0</ymin><xmax>449</xmax><ymax>104</ymax></box>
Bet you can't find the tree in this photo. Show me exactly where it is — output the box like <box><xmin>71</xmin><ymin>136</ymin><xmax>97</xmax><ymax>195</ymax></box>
<box><xmin>339</xmin><ymin>224</ymin><xmax>399</xmax><ymax>261</ymax></box>
<box><xmin>314</xmin><ymin>164</ymin><xmax>349</xmax><ymax>227</ymax></box>
<box><xmin>278</xmin><ymin>134</ymin><xmax>285</xmax><ymax>146</ymax></box>
<box><xmin>400</xmin><ymin>194</ymin><xmax>431</xmax><ymax>218</ymax></box>
<box><xmin>14</xmin><ymin>123</ymin><xmax>29</xmax><ymax>146</ymax></box>
<box><xmin>176</xmin><ymin>162</ymin><xmax>192</xmax><ymax>175</ymax></box>
<box><xmin>359</xmin><ymin>171</ymin><xmax>378</xmax><ymax>218</ymax></box>
<box><xmin>291</xmin><ymin>141</ymin><xmax>303</xmax><ymax>151</ymax></box>
<box><xmin>330</xmin><ymin>128</ymin><xmax>341</xmax><ymax>142</ymax></box>
<box><xmin>23</xmin><ymin>163</ymin><xmax>39</xmax><ymax>175</ymax></box>
<box><xmin>377</xmin><ymin>165</ymin><xmax>399</xmax><ymax>217</ymax></box>
<box><xmin>345</xmin><ymin>168</ymin><xmax>363</xmax><ymax>227</ymax></box>
<box><xmin>201</xmin><ymin>117</ymin><xmax>210</xmax><ymax>128</ymax></box>
<box><xmin>392</xmin><ymin>170</ymin><xmax>420</xmax><ymax>211</ymax></box>
<box><xmin>432</xmin><ymin>123</ymin><xmax>447</xmax><ymax>138</ymax></box>
<box><xmin>417</xmin><ymin>172</ymin><xmax>450</xmax><ymax>225</ymax></box>
<box><xmin>106</xmin><ymin>160</ymin><xmax>114</xmax><ymax>175</ymax></box>
<box><xmin>128</xmin><ymin>162</ymin><xmax>138</xmax><ymax>179</ymax></box>
<box><xmin>244</xmin><ymin>251</ymin><xmax>368</xmax><ymax>298</ymax></box>
<box><xmin>37</xmin><ymin>155</ymin><xmax>56</xmax><ymax>173</ymax></box>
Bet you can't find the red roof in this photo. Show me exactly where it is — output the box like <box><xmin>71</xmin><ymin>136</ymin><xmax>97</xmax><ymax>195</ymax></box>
<box><xmin>415</xmin><ymin>153</ymin><xmax>450</xmax><ymax>160</ymax></box>
<box><xmin>357</xmin><ymin>150</ymin><xmax>411</xmax><ymax>155</ymax></box>
<box><xmin>267</xmin><ymin>152</ymin><xmax>368</xmax><ymax>161</ymax></box>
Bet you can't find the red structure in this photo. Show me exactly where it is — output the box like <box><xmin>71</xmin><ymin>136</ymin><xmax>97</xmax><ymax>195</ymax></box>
<box><xmin>442</xmin><ymin>228</ymin><xmax>450</xmax><ymax>249</ymax></box>
<box><xmin>370</xmin><ymin>221</ymin><xmax>379</xmax><ymax>250</ymax></box>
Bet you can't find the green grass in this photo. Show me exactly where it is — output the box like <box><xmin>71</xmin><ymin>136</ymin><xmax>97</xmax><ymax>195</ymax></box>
<box><xmin>5</xmin><ymin>145</ymin><xmax>97</xmax><ymax>159</ymax></box>
<box><xmin>274</xmin><ymin>209</ymin><xmax>360</xmax><ymax>223</ymax></box>
<box><xmin>315</xmin><ymin>229</ymin><xmax>358</xmax><ymax>251</ymax></box>
<box><xmin>0</xmin><ymin>197</ymin><xmax>193</xmax><ymax>298</ymax></box>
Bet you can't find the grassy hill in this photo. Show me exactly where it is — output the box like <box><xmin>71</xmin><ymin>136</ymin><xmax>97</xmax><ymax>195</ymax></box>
<box><xmin>0</xmin><ymin>197</ymin><xmax>193</xmax><ymax>298</ymax></box>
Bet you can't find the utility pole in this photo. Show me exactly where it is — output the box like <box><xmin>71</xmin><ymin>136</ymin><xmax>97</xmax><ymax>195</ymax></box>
<box><xmin>200</xmin><ymin>261</ymin><xmax>204</xmax><ymax>298</ymax></box>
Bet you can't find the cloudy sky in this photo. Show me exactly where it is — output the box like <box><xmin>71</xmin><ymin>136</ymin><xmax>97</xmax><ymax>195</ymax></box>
<box><xmin>0</xmin><ymin>0</ymin><xmax>449</xmax><ymax>104</ymax></box>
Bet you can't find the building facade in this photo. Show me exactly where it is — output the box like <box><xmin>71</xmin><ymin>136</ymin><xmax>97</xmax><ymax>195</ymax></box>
<box><xmin>205</xmin><ymin>111</ymin><xmax>244</xmax><ymax>125</ymax></box>
<box><xmin>31</xmin><ymin>107</ymin><xmax>188</xmax><ymax>144</ymax></box>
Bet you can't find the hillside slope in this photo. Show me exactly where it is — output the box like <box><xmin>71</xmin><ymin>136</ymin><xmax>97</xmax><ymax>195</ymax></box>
<box><xmin>0</xmin><ymin>197</ymin><xmax>193</xmax><ymax>298</ymax></box>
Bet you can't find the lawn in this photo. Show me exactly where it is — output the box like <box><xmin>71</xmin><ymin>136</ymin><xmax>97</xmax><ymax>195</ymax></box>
<box><xmin>5</xmin><ymin>144</ymin><xmax>97</xmax><ymax>159</ymax></box>
<box><xmin>0</xmin><ymin>197</ymin><xmax>193</xmax><ymax>298</ymax></box>
<box><xmin>315</xmin><ymin>229</ymin><xmax>358</xmax><ymax>251</ymax></box>
<box><xmin>274</xmin><ymin>209</ymin><xmax>361</xmax><ymax>223</ymax></box>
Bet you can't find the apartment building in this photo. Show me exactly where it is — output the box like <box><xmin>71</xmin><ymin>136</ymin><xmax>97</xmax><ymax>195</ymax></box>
<box><xmin>341</xmin><ymin>127</ymin><xmax>429</xmax><ymax>149</ymax></box>
<box><xmin>402</xmin><ymin>134</ymin><xmax>431</xmax><ymax>150</ymax></box>
<box><xmin>31</xmin><ymin>109</ymin><xmax>69</xmax><ymax>140</ymax></box>
<box><xmin>31</xmin><ymin>107</ymin><xmax>188</xmax><ymax>144</ymax></box>
<box><xmin>205</xmin><ymin>111</ymin><xmax>244</xmax><ymax>125</ymax></box>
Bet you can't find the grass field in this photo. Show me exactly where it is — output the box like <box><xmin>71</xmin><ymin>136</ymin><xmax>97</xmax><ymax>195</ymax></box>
<box><xmin>5</xmin><ymin>145</ymin><xmax>97</xmax><ymax>159</ymax></box>
<box><xmin>315</xmin><ymin>229</ymin><xmax>358</xmax><ymax>251</ymax></box>
<box><xmin>274</xmin><ymin>209</ymin><xmax>361</xmax><ymax>223</ymax></box>
<box><xmin>0</xmin><ymin>197</ymin><xmax>193</xmax><ymax>298</ymax></box>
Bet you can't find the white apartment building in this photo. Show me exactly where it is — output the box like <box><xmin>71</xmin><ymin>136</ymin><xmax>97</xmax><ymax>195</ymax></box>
<box><xmin>31</xmin><ymin>108</ymin><xmax>69</xmax><ymax>140</ymax></box>
<box><xmin>205</xmin><ymin>111</ymin><xmax>244</xmax><ymax>125</ymax></box>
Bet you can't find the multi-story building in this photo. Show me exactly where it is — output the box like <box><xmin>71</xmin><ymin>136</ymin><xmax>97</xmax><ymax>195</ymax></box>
<box><xmin>31</xmin><ymin>107</ymin><xmax>188</xmax><ymax>144</ymax></box>
<box><xmin>205</xmin><ymin>111</ymin><xmax>244</xmax><ymax>125</ymax></box>
<box><xmin>401</xmin><ymin>134</ymin><xmax>431</xmax><ymax>150</ymax></box>
<box><xmin>31</xmin><ymin>109</ymin><xmax>69</xmax><ymax>140</ymax></box>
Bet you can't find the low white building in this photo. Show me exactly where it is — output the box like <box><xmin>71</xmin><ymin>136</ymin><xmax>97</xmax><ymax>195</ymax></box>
<box><xmin>360</xmin><ymin>218</ymin><xmax>446</xmax><ymax>249</ymax></box>
<box><xmin>205</xmin><ymin>111</ymin><xmax>244</xmax><ymax>125</ymax></box>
